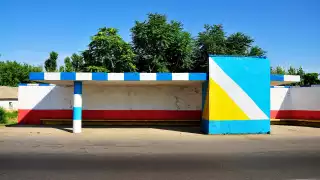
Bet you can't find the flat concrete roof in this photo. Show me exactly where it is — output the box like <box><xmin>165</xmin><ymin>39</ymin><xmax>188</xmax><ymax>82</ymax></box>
<box><xmin>29</xmin><ymin>72</ymin><xmax>300</xmax><ymax>86</ymax></box>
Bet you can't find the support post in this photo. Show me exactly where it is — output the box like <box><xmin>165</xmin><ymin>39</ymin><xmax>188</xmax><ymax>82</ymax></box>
<box><xmin>73</xmin><ymin>81</ymin><xmax>82</xmax><ymax>133</ymax></box>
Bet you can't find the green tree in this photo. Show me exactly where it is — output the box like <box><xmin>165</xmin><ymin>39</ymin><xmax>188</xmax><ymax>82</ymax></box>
<box><xmin>275</xmin><ymin>66</ymin><xmax>286</xmax><ymax>74</ymax></box>
<box><xmin>64</xmin><ymin>56</ymin><xmax>73</xmax><ymax>72</ymax></box>
<box><xmin>70</xmin><ymin>53</ymin><xmax>84</xmax><ymax>72</ymax></box>
<box><xmin>0</xmin><ymin>61</ymin><xmax>43</xmax><ymax>86</ymax></box>
<box><xmin>44</xmin><ymin>51</ymin><xmax>58</xmax><ymax>72</ymax></box>
<box><xmin>192</xmin><ymin>24</ymin><xmax>266</xmax><ymax>72</ymax></box>
<box><xmin>303</xmin><ymin>73</ymin><xmax>320</xmax><ymax>86</ymax></box>
<box><xmin>248</xmin><ymin>46</ymin><xmax>266</xmax><ymax>57</ymax></box>
<box><xmin>59</xmin><ymin>66</ymin><xmax>65</xmax><ymax>72</ymax></box>
<box><xmin>226</xmin><ymin>32</ymin><xmax>253</xmax><ymax>55</ymax></box>
<box><xmin>85</xmin><ymin>66</ymin><xmax>109</xmax><ymax>72</ymax></box>
<box><xmin>131</xmin><ymin>13</ymin><xmax>193</xmax><ymax>72</ymax></box>
<box><xmin>270</xmin><ymin>66</ymin><xmax>286</xmax><ymax>74</ymax></box>
<box><xmin>83</xmin><ymin>27</ymin><xmax>136</xmax><ymax>72</ymax></box>
<box><xmin>287</xmin><ymin>66</ymin><xmax>297</xmax><ymax>75</ymax></box>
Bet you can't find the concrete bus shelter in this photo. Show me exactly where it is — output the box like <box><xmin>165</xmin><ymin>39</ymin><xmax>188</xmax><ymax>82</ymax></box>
<box><xmin>19</xmin><ymin>56</ymin><xmax>300</xmax><ymax>134</ymax></box>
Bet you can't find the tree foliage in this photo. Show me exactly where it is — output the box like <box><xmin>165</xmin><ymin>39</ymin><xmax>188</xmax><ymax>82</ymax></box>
<box><xmin>3</xmin><ymin>13</ymin><xmax>319</xmax><ymax>87</ymax></box>
<box><xmin>131</xmin><ymin>13</ymin><xmax>193</xmax><ymax>72</ymax></box>
<box><xmin>59</xmin><ymin>66</ymin><xmax>65</xmax><ymax>72</ymax></box>
<box><xmin>71</xmin><ymin>53</ymin><xmax>84</xmax><ymax>72</ymax></box>
<box><xmin>64</xmin><ymin>57</ymin><xmax>73</xmax><ymax>72</ymax></box>
<box><xmin>192</xmin><ymin>24</ymin><xmax>266</xmax><ymax>72</ymax></box>
<box><xmin>83</xmin><ymin>27</ymin><xmax>136</xmax><ymax>72</ymax></box>
<box><xmin>44</xmin><ymin>51</ymin><xmax>58</xmax><ymax>72</ymax></box>
<box><xmin>303</xmin><ymin>73</ymin><xmax>320</xmax><ymax>86</ymax></box>
<box><xmin>0</xmin><ymin>61</ymin><xmax>42</xmax><ymax>86</ymax></box>
<box><xmin>270</xmin><ymin>66</ymin><xmax>286</xmax><ymax>75</ymax></box>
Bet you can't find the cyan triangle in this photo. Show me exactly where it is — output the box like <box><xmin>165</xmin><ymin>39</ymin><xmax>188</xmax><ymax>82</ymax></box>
<box><xmin>211</xmin><ymin>56</ymin><xmax>270</xmax><ymax>118</ymax></box>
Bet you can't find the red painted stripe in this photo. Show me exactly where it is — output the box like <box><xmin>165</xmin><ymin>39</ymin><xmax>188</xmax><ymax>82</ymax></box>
<box><xmin>271</xmin><ymin>110</ymin><xmax>320</xmax><ymax>120</ymax></box>
<box><xmin>18</xmin><ymin>110</ymin><xmax>202</xmax><ymax>125</ymax></box>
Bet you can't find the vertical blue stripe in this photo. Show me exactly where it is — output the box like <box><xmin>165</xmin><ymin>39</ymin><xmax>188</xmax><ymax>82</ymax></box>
<box><xmin>73</xmin><ymin>107</ymin><xmax>82</xmax><ymax>121</ymax></box>
<box><xmin>92</xmin><ymin>73</ymin><xmax>108</xmax><ymax>80</ymax></box>
<box><xmin>189</xmin><ymin>73</ymin><xmax>207</xmax><ymax>81</ymax></box>
<box><xmin>270</xmin><ymin>75</ymin><xmax>284</xmax><ymax>81</ymax></box>
<box><xmin>74</xmin><ymin>81</ymin><xmax>82</xmax><ymax>94</ymax></box>
<box><xmin>73</xmin><ymin>81</ymin><xmax>82</xmax><ymax>121</ymax></box>
<box><xmin>156</xmin><ymin>73</ymin><xmax>172</xmax><ymax>81</ymax></box>
<box><xmin>124</xmin><ymin>73</ymin><xmax>140</xmax><ymax>81</ymax></box>
<box><xmin>29</xmin><ymin>72</ymin><xmax>44</xmax><ymax>80</ymax></box>
<box><xmin>61</xmin><ymin>72</ymin><xmax>76</xmax><ymax>80</ymax></box>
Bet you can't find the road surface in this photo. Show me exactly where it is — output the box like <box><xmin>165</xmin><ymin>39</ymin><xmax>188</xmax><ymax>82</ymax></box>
<box><xmin>0</xmin><ymin>125</ymin><xmax>320</xmax><ymax>180</ymax></box>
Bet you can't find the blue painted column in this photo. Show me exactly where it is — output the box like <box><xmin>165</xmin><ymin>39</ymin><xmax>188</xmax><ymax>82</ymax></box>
<box><xmin>73</xmin><ymin>81</ymin><xmax>82</xmax><ymax>133</ymax></box>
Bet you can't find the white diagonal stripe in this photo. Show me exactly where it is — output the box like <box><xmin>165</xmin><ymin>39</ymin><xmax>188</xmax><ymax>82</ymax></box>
<box><xmin>209</xmin><ymin>57</ymin><xmax>268</xmax><ymax>120</ymax></box>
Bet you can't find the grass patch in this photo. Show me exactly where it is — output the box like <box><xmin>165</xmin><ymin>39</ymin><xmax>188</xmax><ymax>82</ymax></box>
<box><xmin>0</xmin><ymin>108</ymin><xmax>18</xmax><ymax>125</ymax></box>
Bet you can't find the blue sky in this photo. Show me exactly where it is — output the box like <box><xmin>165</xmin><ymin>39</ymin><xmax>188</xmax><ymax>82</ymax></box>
<box><xmin>1</xmin><ymin>0</ymin><xmax>319</xmax><ymax>72</ymax></box>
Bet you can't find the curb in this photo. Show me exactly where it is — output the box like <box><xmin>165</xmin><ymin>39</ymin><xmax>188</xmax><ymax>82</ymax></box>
<box><xmin>271</xmin><ymin>119</ymin><xmax>320</xmax><ymax>128</ymax></box>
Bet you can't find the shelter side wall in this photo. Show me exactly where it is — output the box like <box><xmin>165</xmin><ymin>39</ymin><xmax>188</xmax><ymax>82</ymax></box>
<box><xmin>18</xmin><ymin>85</ymin><xmax>202</xmax><ymax>124</ymax></box>
<box><xmin>271</xmin><ymin>87</ymin><xmax>320</xmax><ymax>119</ymax></box>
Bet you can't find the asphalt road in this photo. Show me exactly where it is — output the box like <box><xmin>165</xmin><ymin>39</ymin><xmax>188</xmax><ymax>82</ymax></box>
<box><xmin>0</xmin><ymin>126</ymin><xmax>320</xmax><ymax>180</ymax></box>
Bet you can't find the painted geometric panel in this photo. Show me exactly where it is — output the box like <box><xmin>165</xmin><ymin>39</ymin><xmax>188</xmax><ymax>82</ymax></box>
<box><xmin>201</xmin><ymin>56</ymin><xmax>270</xmax><ymax>134</ymax></box>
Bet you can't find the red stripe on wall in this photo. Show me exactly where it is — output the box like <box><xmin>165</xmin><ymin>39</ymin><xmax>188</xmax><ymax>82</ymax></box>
<box><xmin>271</xmin><ymin>110</ymin><xmax>320</xmax><ymax>120</ymax></box>
<box><xmin>18</xmin><ymin>110</ymin><xmax>202</xmax><ymax>125</ymax></box>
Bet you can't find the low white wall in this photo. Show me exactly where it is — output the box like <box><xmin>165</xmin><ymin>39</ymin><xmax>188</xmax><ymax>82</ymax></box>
<box><xmin>18</xmin><ymin>84</ymin><xmax>202</xmax><ymax>110</ymax></box>
<box><xmin>0</xmin><ymin>100</ymin><xmax>18</xmax><ymax>110</ymax></box>
<box><xmin>290</xmin><ymin>87</ymin><xmax>320</xmax><ymax>111</ymax></box>
<box><xmin>19</xmin><ymin>85</ymin><xmax>320</xmax><ymax>119</ymax></box>
<box><xmin>271</xmin><ymin>87</ymin><xmax>320</xmax><ymax>111</ymax></box>
<box><xmin>270</xmin><ymin>88</ymin><xmax>291</xmax><ymax>110</ymax></box>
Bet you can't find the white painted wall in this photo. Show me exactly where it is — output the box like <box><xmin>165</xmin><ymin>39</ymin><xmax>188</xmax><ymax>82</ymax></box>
<box><xmin>19</xmin><ymin>85</ymin><xmax>320</xmax><ymax>112</ymax></box>
<box><xmin>270</xmin><ymin>87</ymin><xmax>320</xmax><ymax>111</ymax></box>
<box><xmin>290</xmin><ymin>87</ymin><xmax>320</xmax><ymax>110</ymax></box>
<box><xmin>0</xmin><ymin>100</ymin><xmax>18</xmax><ymax>110</ymax></box>
<box><xmin>18</xmin><ymin>84</ymin><xmax>202</xmax><ymax>110</ymax></box>
<box><xmin>270</xmin><ymin>88</ymin><xmax>291</xmax><ymax>110</ymax></box>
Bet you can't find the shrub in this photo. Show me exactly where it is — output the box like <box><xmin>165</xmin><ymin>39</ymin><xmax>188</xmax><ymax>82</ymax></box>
<box><xmin>6</xmin><ymin>110</ymin><xmax>18</xmax><ymax>120</ymax></box>
<box><xmin>0</xmin><ymin>107</ymin><xmax>7</xmax><ymax>124</ymax></box>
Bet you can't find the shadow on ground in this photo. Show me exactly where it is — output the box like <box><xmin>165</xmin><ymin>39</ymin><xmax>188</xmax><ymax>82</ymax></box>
<box><xmin>5</xmin><ymin>124</ymin><xmax>203</xmax><ymax>134</ymax></box>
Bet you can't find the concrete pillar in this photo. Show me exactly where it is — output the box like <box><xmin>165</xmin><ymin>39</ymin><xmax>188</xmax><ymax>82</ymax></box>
<box><xmin>73</xmin><ymin>81</ymin><xmax>82</xmax><ymax>133</ymax></box>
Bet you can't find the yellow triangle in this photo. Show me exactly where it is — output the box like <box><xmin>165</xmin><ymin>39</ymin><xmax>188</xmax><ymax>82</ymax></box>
<box><xmin>208</xmin><ymin>78</ymin><xmax>249</xmax><ymax>120</ymax></box>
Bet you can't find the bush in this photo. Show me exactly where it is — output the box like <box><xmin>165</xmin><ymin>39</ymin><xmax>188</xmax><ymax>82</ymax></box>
<box><xmin>6</xmin><ymin>110</ymin><xmax>18</xmax><ymax>120</ymax></box>
<box><xmin>0</xmin><ymin>107</ymin><xmax>7</xmax><ymax>124</ymax></box>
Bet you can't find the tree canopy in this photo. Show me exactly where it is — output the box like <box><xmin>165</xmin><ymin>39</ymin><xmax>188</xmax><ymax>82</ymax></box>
<box><xmin>82</xmin><ymin>27</ymin><xmax>136</xmax><ymax>72</ymax></box>
<box><xmin>192</xmin><ymin>24</ymin><xmax>266</xmax><ymax>72</ymax></box>
<box><xmin>44</xmin><ymin>51</ymin><xmax>58</xmax><ymax>72</ymax></box>
<box><xmin>131</xmin><ymin>13</ymin><xmax>193</xmax><ymax>72</ymax></box>
<box><xmin>0</xmin><ymin>61</ymin><xmax>42</xmax><ymax>86</ymax></box>
<box><xmin>1</xmin><ymin>13</ymin><xmax>317</xmax><ymax>87</ymax></box>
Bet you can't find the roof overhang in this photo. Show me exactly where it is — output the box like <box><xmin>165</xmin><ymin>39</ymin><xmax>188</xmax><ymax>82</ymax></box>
<box><xmin>29</xmin><ymin>72</ymin><xmax>207</xmax><ymax>86</ymax></box>
<box><xmin>270</xmin><ymin>75</ymin><xmax>301</xmax><ymax>86</ymax></box>
<box><xmin>28</xmin><ymin>72</ymin><xmax>300</xmax><ymax>86</ymax></box>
